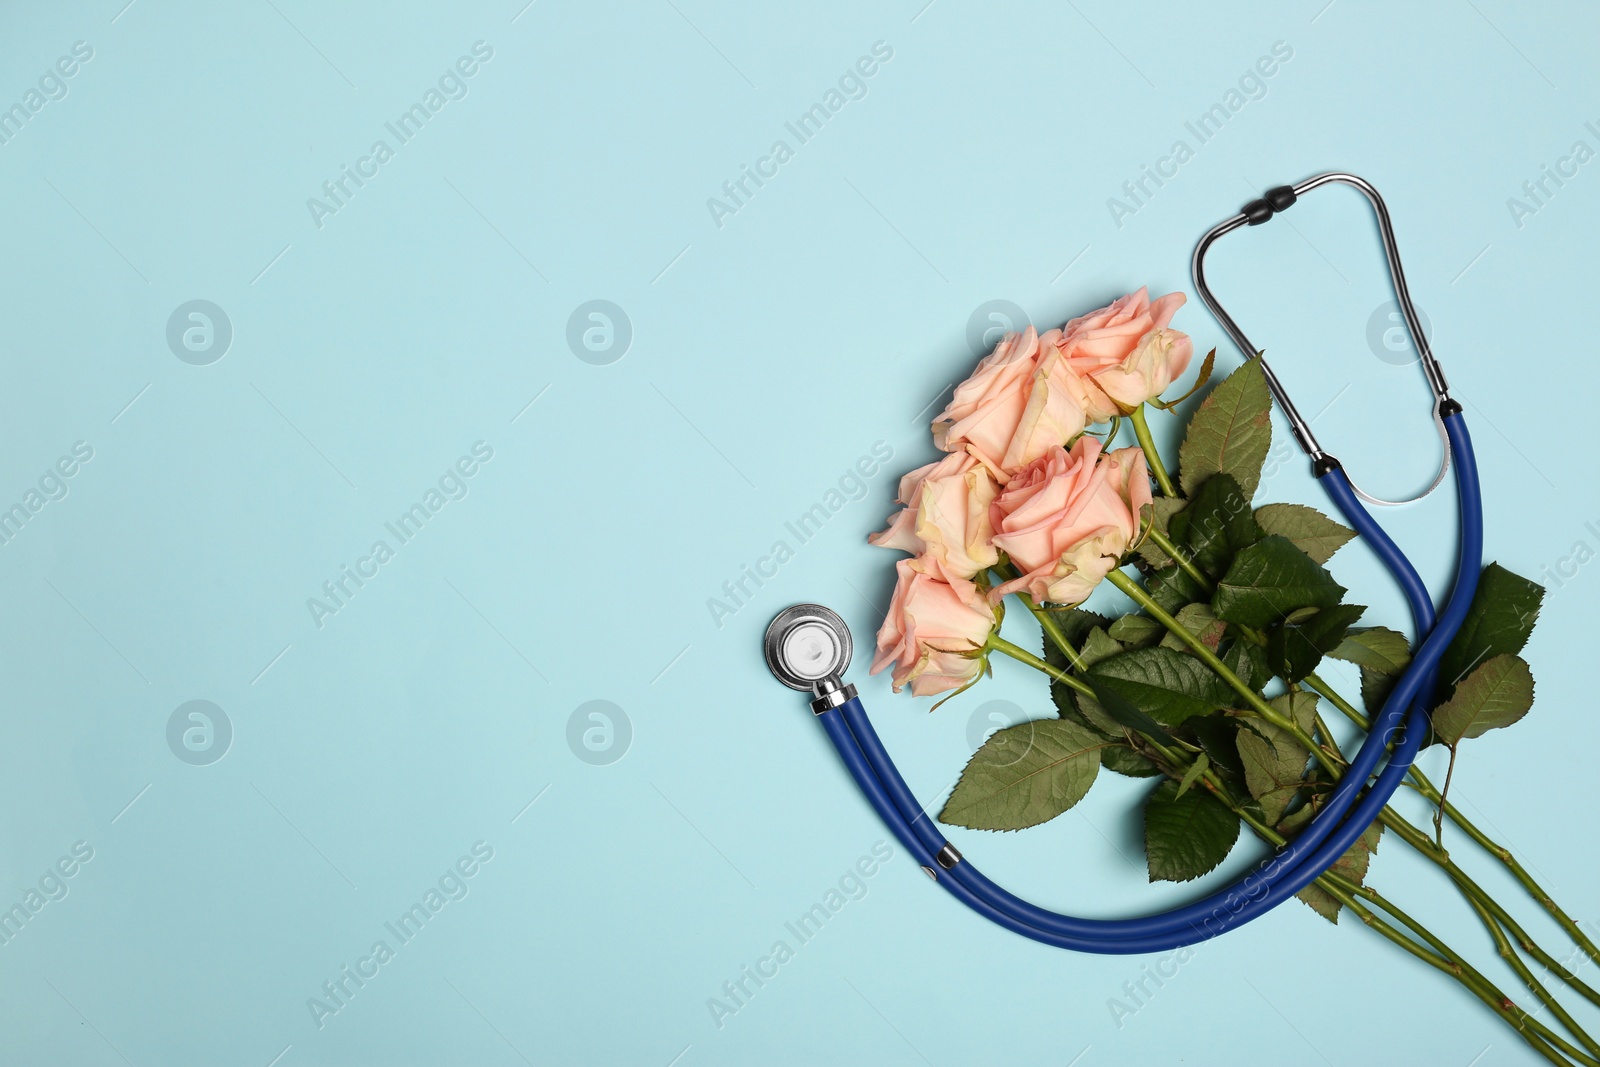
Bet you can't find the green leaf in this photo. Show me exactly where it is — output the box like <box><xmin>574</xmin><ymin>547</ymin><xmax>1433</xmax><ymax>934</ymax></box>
<box><xmin>1045</xmin><ymin>625</ymin><xmax>1121</xmax><ymax>732</ymax></box>
<box><xmin>1082</xmin><ymin>677</ymin><xmax>1176</xmax><ymax>742</ymax></box>
<box><xmin>1188</xmin><ymin>715</ymin><xmax>1249</xmax><ymax>783</ymax></box>
<box><xmin>1160</xmin><ymin>603</ymin><xmax>1229</xmax><ymax>656</ymax></box>
<box><xmin>1101</xmin><ymin>745</ymin><xmax>1162</xmax><ymax>778</ymax></box>
<box><xmin>1147</xmin><ymin>563</ymin><xmax>1208</xmax><ymax>614</ymax></box>
<box><xmin>940</xmin><ymin>719</ymin><xmax>1104</xmax><ymax>831</ymax></box>
<box><xmin>1178</xmin><ymin>356</ymin><xmax>1273</xmax><ymax>500</ymax></box>
<box><xmin>1221</xmin><ymin>637</ymin><xmax>1271</xmax><ymax>692</ymax></box>
<box><xmin>1271</xmin><ymin>691</ymin><xmax>1321</xmax><ymax>736</ymax></box>
<box><xmin>1265</xmin><ymin>604</ymin><xmax>1367</xmax><ymax>683</ymax></box>
<box><xmin>1253</xmin><ymin>503</ymin><xmax>1356</xmax><ymax>565</ymax></box>
<box><xmin>1235</xmin><ymin>696</ymin><xmax>1316</xmax><ymax>824</ymax></box>
<box><xmin>1430</xmin><ymin>654</ymin><xmax>1535</xmax><ymax>744</ymax></box>
<box><xmin>1108</xmin><ymin>614</ymin><xmax>1164</xmax><ymax>648</ymax></box>
<box><xmin>1361</xmin><ymin>666</ymin><xmax>1398</xmax><ymax>717</ymax></box>
<box><xmin>1135</xmin><ymin>497</ymin><xmax>1189</xmax><ymax>568</ymax></box>
<box><xmin>1040</xmin><ymin>607</ymin><xmax>1116</xmax><ymax>651</ymax></box>
<box><xmin>1330</xmin><ymin>626</ymin><xmax>1411</xmax><ymax>675</ymax></box>
<box><xmin>1169</xmin><ymin>473</ymin><xmax>1262</xmax><ymax>579</ymax></box>
<box><xmin>1212</xmin><ymin>535</ymin><xmax>1347</xmax><ymax>629</ymax></box>
<box><xmin>1051</xmin><ymin>629</ymin><xmax>1169</xmax><ymax>761</ymax></box>
<box><xmin>1088</xmin><ymin>646</ymin><xmax>1239</xmax><ymax>727</ymax></box>
<box><xmin>1437</xmin><ymin>564</ymin><xmax>1544</xmax><ymax>698</ymax></box>
<box><xmin>1175</xmin><ymin>751</ymin><xmax>1210</xmax><ymax>798</ymax></box>
<box><xmin>1144</xmin><ymin>779</ymin><xmax>1241</xmax><ymax>883</ymax></box>
<box><xmin>1076</xmin><ymin>627</ymin><xmax>1125</xmax><ymax>669</ymax></box>
<box><xmin>1296</xmin><ymin>822</ymin><xmax>1383</xmax><ymax>923</ymax></box>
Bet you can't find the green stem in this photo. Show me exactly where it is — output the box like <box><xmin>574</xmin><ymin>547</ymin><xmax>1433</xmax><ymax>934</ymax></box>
<box><xmin>1377</xmin><ymin>805</ymin><xmax>1600</xmax><ymax>1014</ymax></box>
<box><xmin>1019</xmin><ymin>589</ymin><xmax>1599</xmax><ymax>1056</ymax></box>
<box><xmin>1306</xmin><ymin>670</ymin><xmax>1600</xmax><ymax>970</ymax></box>
<box><xmin>1337</xmin><ymin>882</ymin><xmax>1584</xmax><ymax>1067</ymax></box>
<box><xmin>1459</xmin><ymin>889</ymin><xmax>1600</xmax><ymax>1061</ymax></box>
<box><xmin>1146</xmin><ymin>524</ymin><xmax>1210</xmax><ymax>590</ymax></box>
<box><xmin>1104</xmin><ymin>569</ymin><xmax>1333</xmax><ymax>768</ymax></box>
<box><xmin>1014</xmin><ymin>592</ymin><xmax>1090</xmax><ymax>673</ymax></box>
<box><xmin>1298</xmin><ymin>672</ymin><xmax>1600</xmax><ymax>1026</ymax></box>
<box><xmin>985</xmin><ymin>633</ymin><xmax>1096</xmax><ymax>699</ymax></box>
<box><xmin>1150</xmin><ymin>734</ymin><xmax>1584</xmax><ymax>1066</ymax></box>
<box><xmin>1130</xmin><ymin>531</ymin><xmax>1600</xmax><ymax>999</ymax></box>
<box><xmin>1129</xmin><ymin>404</ymin><xmax>1177</xmax><ymax>497</ymax></box>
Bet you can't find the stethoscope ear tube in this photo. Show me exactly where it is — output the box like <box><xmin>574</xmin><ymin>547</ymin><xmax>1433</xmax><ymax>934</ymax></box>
<box><xmin>1192</xmin><ymin>172</ymin><xmax>1453</xmax><ymax>507</ymax></box>
<box><xmin>801</xmin><ymin>412</ymin><xmax>1482</xmax><ymax>953</ymax></box>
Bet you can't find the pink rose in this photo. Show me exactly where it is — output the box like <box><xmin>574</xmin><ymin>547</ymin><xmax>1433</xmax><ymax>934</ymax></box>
<box><xmin>1042</xmin><ymin>287</ymin><xmax>1191</xmax><ymax>416</ymax></box>
<box><xmin>867</xmin><ymin>451</ymin><xmax>1000</xmax><ymax>579</ymax></box>
<box><xmin>870</xmin><ymin>557</ymin><xmax>997</xmax><ymax>696</ymax></box>
<box><xmin>932</xmin><ymin>327</ymin><xmax>1039</xmax><ymax>470</ymax></box>
<box><xmin>988</xmin><ymin>437</ymin><xmax>1152</xmax><ymax>606</ymax></box>
<box><xmin>931</xmin><ymin>327</ymin><xmax>1093</xmax><ymax>474</ymax></box>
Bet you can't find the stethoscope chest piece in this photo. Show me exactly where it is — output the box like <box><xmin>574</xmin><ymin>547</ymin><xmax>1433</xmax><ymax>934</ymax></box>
<box><xmin>764</xmin><ymin>604</ymin><xmax>853</xmax><ymax>692</ymax></box>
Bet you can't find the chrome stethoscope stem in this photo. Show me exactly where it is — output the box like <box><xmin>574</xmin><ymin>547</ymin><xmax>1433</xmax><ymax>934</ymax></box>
<box><xmin>1191</xmin><ymin>172</ymin><xmax>1453</xmax><ymax>505</ymax></box>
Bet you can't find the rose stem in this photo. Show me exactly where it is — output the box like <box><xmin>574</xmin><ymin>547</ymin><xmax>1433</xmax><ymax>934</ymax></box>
<box><xmin>1145</xmin><ymin>525</ymin><xmax>1210</xmax><ymax>589</ymax></box>
<box><xmin>1129</xmin><ymin>405</ymin><xmax>1178</xmax><ymax>497</ymax></box>
<box><xmin>1136</xmin><ymin>731</ymin><xmax>1585</xmax><ymax>1065</ymax></box>
<box><xmin>1103</xmin><ymin>569</ymin><xmax>1332</xmax><ymax>766</ymax></box>
<box><xmin>1152</xmin><ymin>519</ymin><xmax>1600</xmax><ymax>977</ymax></box>
<box><xmin>984</xmin><ymin>633</ymin><xmax>1096</xmax><ymax>700</ymax></box>
<box><xmin>998</xmin><ymin>601</ymin><xmax>1587</xmax><ymax>1062</ymax></box>
<box><xmin>1303</xmin><ymin>690</ymin><xmax>1600</xmax><ymax>1049</ymax></box>
<box><xmin>1305</xmin><ymin>670</ymin><xmax>1600</xmax><ymax>971</ymax></box>
<box><xmin>1017</xmin><ymin>575</ymin><xmax>1600</xmax><ymax>1040</ymax></box>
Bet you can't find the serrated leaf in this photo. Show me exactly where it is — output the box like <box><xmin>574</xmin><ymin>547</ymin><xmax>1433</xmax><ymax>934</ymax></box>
<box><xmin>1083</xmin><ymin>676</ymin><xmax>1176</xmax><ymax>742</ymax></box>
<box><xmin>1270</xmin><ymin>691</ymin><xmax>1321</xmax><ymax>737</ymax></box>
<box><xmin>1236</xmin><ymin>696</ymin><xmax>1316</xmax><ymax>824</ymax></box>
<box><xmin>1077</xmin><ymin>627</ymin><xmax>1125</xmax><ymax>669</ymax></box>
<box><xmin>1212</xmin><ymin>535</ymin><xmax>1347</xmax><ymax>629</ymax></box>
<box><xmin>1222</xmin><ymin>637</ymin><xmax>1271</xmax><ymax>692</ymax></box>
<box><xmin>1056</xmin><ymin>686</ymin><xmax>1118</xmax><ymax>738</ymax></box>
<box><xmin>1438</xmin><ymin>564</ymin><xmax>1544</xmax><ymax>699</ymax></box>
<box><xmin>1135</xmin><ymin>497</ymin><xmax>1189</xmax><ymax>568</ymax></box>
<box><xmin>1169</xmin><ymin>473</ymin><xmax>1262</xmax><ymax>579</ymax></box>
<box><xmin>1108</xmin><ymin>614</ymin><xmax>1164</xmax><ymax>648</ymax></box>
<box><xmin>1253</xmin><ymin>503</ymin><xmax>1356</xmax><ymax>564</ymax></box>
<box><xmin>1088</xmin><ymin>647</ymin><xmax>1239</xmax><ymax>727</ymax></box>
<box><xmin>1052</xmin><ymin>629</ymin><xmax>1169</xmax><ymax>750</ymax></box>
<box><xmin>1188</xmin><ymin>715</ymin><xmax>1249</xmax><ymax>783</ymax></box>
<box><xmin>1330</xmin><ymin>626</ymin><xmax>1411</xmax><ymax>675</ymax></box>
<box><xmin>1161</xmin><ymin>603</ymin><xmax>1229</xmax><ymax>655</ymax></box>
<box><xmin>1040</xmin><ymin>608</ymin><xmax>1116</xmax><ymax>652</ymax></box>
<box><xmin>1178</xmin><ymin>357</ymin><xmax>1273</xmax><ymax>500</ymax></box>
<box><xmin>940</xmin><ymin>719</ymin><xmax>1105</xmax><ymax>831</ymax></box>
<box><xmin>1045</xmin><ymin>624</ymin><xmax>1121</xmax><ymax>733</ymax></box>
<box><xmin>1361</xmin><ymin>665</ymin><xmax>1398</xmax><ymax>716</ymax></box>
<box><xmin>1147</xmin><ymin>563</ymin><xmax>1208</xmax><ymax>614</ymax></box>
<box><xmin>1144</xmin><ymin>779</ymin><xmax>1241</xmax><ymax>883</ymax></box>
<box><xmin>1430</xmin><ymin>654</ymin><xmax>1534</xmax><ymax>744</ymax></box>
<box><xmin>1296</xmin><ymin>822</ymin><xmax>1383</xmax><ymax>923</ymax></box>
<box><xmin>1101</xmin><ymin>744</ymin><xmax>1162</xmax><ymax>777</ymax></box>
<box><xmin>1266</xmin><ymin>604</ymin><xmax>1366</xmax><ymax>683</ymax></box>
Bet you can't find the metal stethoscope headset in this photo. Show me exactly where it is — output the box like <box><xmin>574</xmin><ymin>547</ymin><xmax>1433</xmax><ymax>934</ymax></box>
<box><xmin>765</xmin><ymin>173</ymin><xmax>1485</xmax><ymax>952</ymax></box>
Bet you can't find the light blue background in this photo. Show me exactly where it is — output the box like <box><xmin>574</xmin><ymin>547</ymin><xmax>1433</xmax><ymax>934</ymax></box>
<box><xmin>1</xmin><ymin>1</ymin><xmax>1596</xmax><ymax>1064</ymax></box>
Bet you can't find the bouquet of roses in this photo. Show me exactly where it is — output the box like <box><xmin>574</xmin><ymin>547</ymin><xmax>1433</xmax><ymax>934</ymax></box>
<box><xmin>868</xmin><ymin>288</ymin><xmax>1595</xmax><ymax>1065</ymax></box>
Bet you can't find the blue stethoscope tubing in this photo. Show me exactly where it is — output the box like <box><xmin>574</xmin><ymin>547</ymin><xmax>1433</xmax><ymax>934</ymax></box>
<box><xmin>815</xmin><ymin>409</ymin><xmax>1479</xmax><ymax>951</ymax></box>
<box><xmin>803</xmin><ymin>173</ymin><xmax>1484</xmax><ymax>951</ymax></box>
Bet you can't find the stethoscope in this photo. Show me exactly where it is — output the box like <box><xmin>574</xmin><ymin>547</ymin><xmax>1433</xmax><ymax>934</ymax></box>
<box><xmin>764</xmin><ymin>173</ymin><xmax>1485</xmax><ymax>952</ymax></box>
